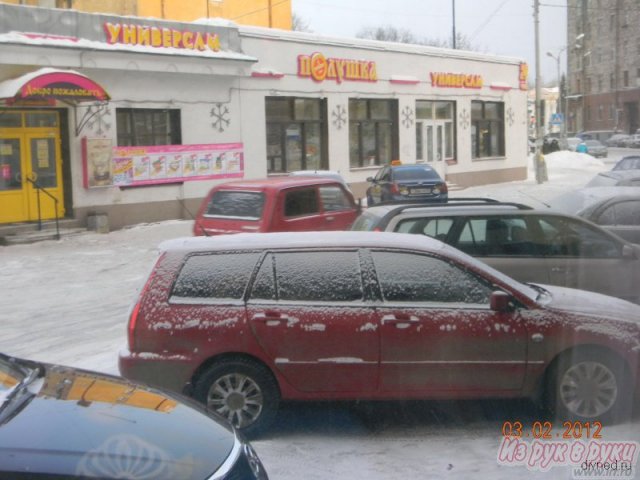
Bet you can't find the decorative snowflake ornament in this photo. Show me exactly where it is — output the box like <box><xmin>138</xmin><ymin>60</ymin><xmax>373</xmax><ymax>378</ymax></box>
<box><xmin>459</xmin><ymin>109</ymin><xmax>470</xmax><ymax>130</ymax></box>
<box><xmin>332</xmin><ymin>104</ymin><xmax>347</xmax><ymax>130</ymax></box>
<box><xmin>84</xmin><ymin>104</ymin><xmax>112</xmax><ymax>136</ymax></box>
<box><xmin>401</xmin><ymin>106</ymin><xmax>414</xmax><ymax>129</ymax></box>
<box><xmin>506</xmin><ymin>107</ymin><xmax>515</xmax><ymax>127</ymax></box>
<box><xmin>210</xmin><ymin>103</ymin><xmax>231</xmax><ymax>132</ymax></box>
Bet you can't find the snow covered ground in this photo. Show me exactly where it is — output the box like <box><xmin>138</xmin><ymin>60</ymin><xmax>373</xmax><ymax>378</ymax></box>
<box><xmin>2</xmin><ymin>150</ymin><xmax>639</xmax><ymax>479</ymax></box>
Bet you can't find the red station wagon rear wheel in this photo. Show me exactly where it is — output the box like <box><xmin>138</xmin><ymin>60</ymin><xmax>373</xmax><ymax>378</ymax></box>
<box><xmin>193</xmin><ymin>358</ymin><xmax>280</xmax><ymax>437</ymax></box>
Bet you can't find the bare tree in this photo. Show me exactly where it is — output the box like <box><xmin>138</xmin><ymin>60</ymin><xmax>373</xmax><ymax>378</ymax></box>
<box><xmin>424</xmin><ymin>32</ymin><xmax>477</xmax><ymax>51</ymax></box>
<box><xmin>357</xmin><ymin>25</ymin><xmax>479</xmax><ymax>51</ymax></box>
<box><xmin>291</xmin><ymin>12</ymin><xmax>312</xmax><ymax>32</ymax></box>
<box><xmin>356</xmin><ymin>25</ymin><xmax>417</xmax><ymax>44</ymax></box>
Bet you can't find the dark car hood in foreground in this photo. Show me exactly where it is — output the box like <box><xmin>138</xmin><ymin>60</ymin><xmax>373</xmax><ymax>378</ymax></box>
<box><xmin>0</xmin><ymin>362</ymin><xmax>235</xmax><ymax>479</ymax></box>
<box><xmin>535</xmin><ymin>283</ymin><xmax>640</xmax><ymax>325</ymax></box>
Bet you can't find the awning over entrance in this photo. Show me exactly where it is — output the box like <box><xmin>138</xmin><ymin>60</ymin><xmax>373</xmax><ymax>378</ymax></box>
<box><xmin>0</xmin><ymin>68</ymin><xmax>110</xmax><ymax>104</ymax></box>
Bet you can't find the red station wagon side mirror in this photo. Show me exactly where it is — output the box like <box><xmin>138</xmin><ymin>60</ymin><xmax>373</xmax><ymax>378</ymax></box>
<box><xmin>490</xmin><ymin>291</ymin><xmax>513</xmax><ymax>312</ymax></box>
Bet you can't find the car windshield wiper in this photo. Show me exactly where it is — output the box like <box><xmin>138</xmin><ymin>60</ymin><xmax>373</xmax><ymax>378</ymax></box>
<box><xmin>526</xmin><ymin>283</ymin><xmax>551</xmax><ymax>303</ymax></box>
<box><xmin>0</xmin><ymin>361</ymin><xmax>42</xmax><ymax>416</ymax></box>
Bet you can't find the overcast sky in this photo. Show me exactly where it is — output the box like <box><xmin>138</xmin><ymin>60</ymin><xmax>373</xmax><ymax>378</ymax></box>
<box><xmin>291</xmin><ymin>0</ymin><xmax>567</xmax><ymax>83</ymax></box>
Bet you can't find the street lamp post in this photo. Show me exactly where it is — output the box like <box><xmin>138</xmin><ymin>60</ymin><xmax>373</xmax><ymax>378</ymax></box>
<box><xmin>533</xmin><ymin>0</ymin><xmax>547</xmax><ymax>183</ymax></box>
<box><xmin>546</xmin><ymin>48</ymin><xmax>566</xmax><ymax>140</ymax></box>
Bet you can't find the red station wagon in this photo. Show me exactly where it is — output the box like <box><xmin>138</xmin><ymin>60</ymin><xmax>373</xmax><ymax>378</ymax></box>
<box><xmin>192</xmin><ymin>177</ymin><xmax>359</xmax><ymax>236</ymax></box>
<box><xmin>119</xmin><ymin>232</ymin><xmax>640</xmax><ymax>436</ymax></box>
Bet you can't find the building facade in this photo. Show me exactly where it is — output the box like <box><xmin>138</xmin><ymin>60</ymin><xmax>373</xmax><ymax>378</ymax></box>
<box><xmin>528</xmin><ymin>87</ymin><xmax>561</xmax><ymax>137</ymax></box>
<box><xmin>567</xmin><ymin>0</ymin><xmax>640</xmax><ymax>135</ymax></box>
<box><xmin>0</xmin><ymin>3</ymin><xmax>528</xmax><ymax>229</ymax></box>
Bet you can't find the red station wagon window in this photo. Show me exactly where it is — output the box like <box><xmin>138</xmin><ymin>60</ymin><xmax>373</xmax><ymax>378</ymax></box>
<box><xmin>371</xmin><ymin>251</ymin><xmax>493</xmax><ymax>304</ymax></box>
<box><xmin>171</xmin><ymin>252</ymin><xmax>261</xmax><ymax>301</ymax></box>
<box><xmin>272</xmin><ymin>251</ymin><xmax>364</xmax><ymax>302</ymax></box>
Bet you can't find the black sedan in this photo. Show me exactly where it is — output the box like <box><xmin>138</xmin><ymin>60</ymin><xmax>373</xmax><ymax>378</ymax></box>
<box><xmin>365</xmin><ymin>163</ymin><xmax>448</xmax><ymax>206</ymax></box>
<box><xmin>0</xmin><ymin>353</ymin><xmax>268</xmax><ymax>480</ymax></box>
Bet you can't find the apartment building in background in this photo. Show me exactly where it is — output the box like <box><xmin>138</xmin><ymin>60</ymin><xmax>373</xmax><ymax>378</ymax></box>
<box><xmin>567</xmin><ymin>0</ymin><xmax>640</xmax><ymax>135</ymax></box>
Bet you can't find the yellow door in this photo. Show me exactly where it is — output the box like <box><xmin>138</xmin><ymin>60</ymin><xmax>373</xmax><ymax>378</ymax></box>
<box><xmin>25</xmin><ymin>131</ymin><xmax>65</xmax><ymax>221</ymax></box>
<box><xmin>0</xmin><ymin>110</ymin><xmax>64</xmax><ymax>224</ymax></box>
<box><xmin>0</xmin><ymin>135</ymin><xmax>28</xmax><ymax>223</ymax></box>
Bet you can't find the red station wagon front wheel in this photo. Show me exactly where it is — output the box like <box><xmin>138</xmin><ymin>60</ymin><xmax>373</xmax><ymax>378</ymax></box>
<box><xmin>193</xmin><ymin>358</ymin><xmax>280</xmax><ymax>437</ymax></box>
<box><xmin>547</xmin><ymin>349</ymin><xmax>632</xmax><ymax>424</ymax></box>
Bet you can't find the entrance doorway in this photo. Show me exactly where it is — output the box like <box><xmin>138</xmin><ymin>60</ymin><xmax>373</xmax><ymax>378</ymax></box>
<box><xmin>625</xmin><ymin>102</ymin><xmax>638</xmax><ymax>134</ymax></box>
<box><xmin>0</xmin><ymin>110</ymin><xmax>64</xmax><ymax>224</ymax></box>
<box><xmin>418</xmin><ymin>120</ymin><xmax>447</xmax><ymax>178</ymax></box>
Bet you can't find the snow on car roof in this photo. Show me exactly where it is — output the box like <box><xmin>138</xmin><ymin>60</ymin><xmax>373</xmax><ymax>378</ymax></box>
<box><xmin>212</xmin><ymin>176</ymin><xmax>344</xmax><ymax>190</ymax></box>
<box><xmin>160</xmin><ymin>230</ymin><xmax>447</xmax><ymax>253</ymax></box>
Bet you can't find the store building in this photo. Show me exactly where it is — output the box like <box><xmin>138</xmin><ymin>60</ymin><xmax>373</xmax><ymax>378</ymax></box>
<box><xmin>0</xmin><ymin>3</ymin><xmax>529</xmax><ymax>229</ymax></box>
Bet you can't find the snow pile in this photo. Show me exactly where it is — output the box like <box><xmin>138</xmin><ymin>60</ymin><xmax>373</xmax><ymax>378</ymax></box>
<box><xmin>456</xmin><ymin>151</ymin><xmax>611</xmax><ymax>209</ymax></box>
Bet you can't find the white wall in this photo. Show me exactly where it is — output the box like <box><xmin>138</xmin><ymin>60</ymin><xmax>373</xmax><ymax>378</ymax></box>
<box><xmin>239</xmin><ymin>27</ymin><xmax>529</xmax><ymax>185</ymax></box>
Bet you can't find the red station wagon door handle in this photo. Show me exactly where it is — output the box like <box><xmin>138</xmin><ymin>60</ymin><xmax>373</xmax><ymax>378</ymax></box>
<box><xmin>251</xmin><ymin>311</ymin><xmax>289</xmax><ymax>324</ymax></box>
<box><xmin>381</xmin><ymin>314</ymin><xmax>419</xmax><ymax>329</ymax></box>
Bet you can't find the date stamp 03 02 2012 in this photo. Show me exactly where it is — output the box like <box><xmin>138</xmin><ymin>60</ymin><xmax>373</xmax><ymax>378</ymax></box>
<box><xmin>497</xmin><ymin>421</ymin><xmax>640</xmax><ymax>475</ymax></box>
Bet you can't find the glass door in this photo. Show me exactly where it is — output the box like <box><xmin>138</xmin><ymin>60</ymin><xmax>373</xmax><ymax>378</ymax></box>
<box><xmin>26</xmin><ymin>132</ymin><xmax>64</xmax><ymax>221</ymax></box>
<box><xmin>422</xmin><ymin>120</ymin><xmax>447</xmax><ymax>177</ymax></box>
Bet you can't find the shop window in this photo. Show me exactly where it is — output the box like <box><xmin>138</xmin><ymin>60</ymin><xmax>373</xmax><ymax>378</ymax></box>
<box><xmin>116</xmin><ymin>109</ymin><xmax>181</xmax><ymax>146</ymax></box>
<box><xmin>415</xmin><ymin>100</ymin><xmax>456</xmax><ymax>163</ymax></box>
<box><xmin>349</xmin><ymin>99</ymin><xmax>398</xmax><ymax>168</ymax></box>
<box><xmin>471</xmin><ymin>101</ymin><xmax>505</xmax><ymax>159</ymax></box>
<box><xmin>25</xmin><ymin>112</ymin><xmax>58</xmax><ymax>128</ymax></box>
<box><xmin>265</xmin><ymin>97</ymin><xmax>327</xmax><ymax>173</ymax></box>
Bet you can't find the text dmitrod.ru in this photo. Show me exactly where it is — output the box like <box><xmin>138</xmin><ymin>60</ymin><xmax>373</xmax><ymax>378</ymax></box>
<box><xmin>573</xmin><ymin>460</ymin><xmax>635</xmax><ymax>479</ymax></box>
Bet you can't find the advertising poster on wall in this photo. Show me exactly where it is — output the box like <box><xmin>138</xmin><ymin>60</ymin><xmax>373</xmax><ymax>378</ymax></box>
<box><xmin>149</xmin><ymin>155</ymin><xmax>166</xmax><ymax>179</ymax></box>
<box><xmin>167</xmin><ymin>154</ymin><xmax>183</xmax><ymax>178</ymax></box>
<box><xmin>183</xmin><ymin>154</ymin><xmax>198</xmax><ymax>177</ymax></box>
<box><xmin>82</xmin><ymin>138</ymin><xmax>114</xmax><ymax>188</ymax></box>
<box><xmin>133</xmin><ymin>156</ymin><xmax>150</xmax><ymax>181</ymax></box>
<box><xmin>112</xmin><ymin>157</ymin><xmax>133</xmax><ymax>185</ymax></box>
<box><xmin>83</xmin><ymin>141</ymin><xmax>244</xmax><ymax>188</ymax></box>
